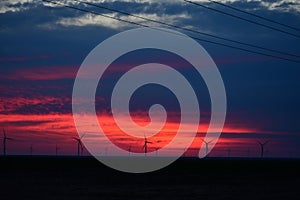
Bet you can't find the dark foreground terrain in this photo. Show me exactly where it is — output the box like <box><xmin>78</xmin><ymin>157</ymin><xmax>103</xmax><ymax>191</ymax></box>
<box><xmin>0</xmin><ymin>156</ymin><xmax>299</xmax><ymax>199</ymax></box>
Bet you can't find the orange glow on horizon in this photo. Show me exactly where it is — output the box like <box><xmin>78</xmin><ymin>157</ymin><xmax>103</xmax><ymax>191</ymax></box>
<box><xmin>0</xmin><ymin>113</ymin><xmax>261</xmax><ymax>156</ymax></box>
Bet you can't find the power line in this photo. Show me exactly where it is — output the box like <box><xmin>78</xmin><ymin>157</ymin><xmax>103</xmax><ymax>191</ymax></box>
<box><xmin>43</xmin><ymin>0</ymin><xmax>300</xmax><ymax>63</ymax></box>
<box><xmin>42</xmin><ymin>0</ymin><xmax>300</xmax><ymax>63</ymax></box>
<box><xmin>73</xmin><ymin>0</ymin><xmax>300</xmax><ymax>59</ymax></box>
<box><xmin>207</xmin><ymin>0</ymin><xmax>300</xmax><ymax>31</ymax></box>
<box><xmin>43</xmin><ymin>0</ymin><xmax>150</xmax><ymax>28</ymax></box>
<box><xmin>183</xmin><ymin>0</ymin><xmax>300</xmax><ymax>38</ymax></box>
<box><xmin>187</xmin><ymin>35</ymin><xmax>299</xmax><ymax>63</ymax></box>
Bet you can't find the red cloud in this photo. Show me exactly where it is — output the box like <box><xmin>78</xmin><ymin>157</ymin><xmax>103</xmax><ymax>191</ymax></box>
<box><xmin>2</xmin><ymin>65</ymin><xmax>78</xmax><ymax>80</ymax></box>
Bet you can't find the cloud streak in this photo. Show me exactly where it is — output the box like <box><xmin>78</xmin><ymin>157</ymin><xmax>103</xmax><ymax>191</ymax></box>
<box><xmin>1</xmin><ymin>0</ymin><xmax>299</xmax><ymax>12</ymax></box>
<box><xmin>55</xmin><ymin>12</ymin><xmax>191</xmax><ymax>29</ymax></box>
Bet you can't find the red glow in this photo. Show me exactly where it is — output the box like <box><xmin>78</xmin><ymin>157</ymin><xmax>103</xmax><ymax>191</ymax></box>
<box><xmin>0</xmin><ymin>65</ymin><xmax>78</xmax><ymax>80</ymax></box>
<box><xmin>0</xmin><ymin>112</ymin><xmax>260</xmax><ymax>156</ymax></box>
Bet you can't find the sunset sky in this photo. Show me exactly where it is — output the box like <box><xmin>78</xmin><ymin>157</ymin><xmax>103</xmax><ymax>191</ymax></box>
<box><xmin>0</xmin><ymin>0</ymin><xmax>300</xmax><ymax>157</ymax></box>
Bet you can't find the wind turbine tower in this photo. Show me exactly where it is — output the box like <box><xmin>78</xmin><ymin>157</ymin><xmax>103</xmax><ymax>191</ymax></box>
<box><xmin>73</xmin><ymin>134</ymin><xmax>85</xmax><ymax>157</ymax></box>
<box><xmin>55</xmin><ymin>144</ymin><xmax>59</xmax><ymax>156</ymax></box>
<box><xmin>257</xmin><ymin>140</ymin><xmax>270</xmax><ymax>158</ymax></box>
<box><xmin>202</xmin><ymin>139</ymin><xmax>213</xmax><ymax>157</ymax></box>
<box><xmin>2</xmin><ymin>128</ymin><xmax>13</xmax><ymax>156</ymax></box>
<box><xmin>143</xmin><ymin>135</ymin><xmax>152</xmax><ymax>156</ymax></box>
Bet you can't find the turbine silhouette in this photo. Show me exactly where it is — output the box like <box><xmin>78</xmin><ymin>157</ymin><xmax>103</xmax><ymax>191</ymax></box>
<box><xmin>55</xmin><ymin>144</ymin><xmax>59</xmax><ymax>156</ymax></box>
<box><xmin>257</xmin><ymin>140</ymin><xmax>270</xmax><ymax>158</ymax></box>
<box><xmin>227</xmin><ymin>148</ymin><xmax>231</xmax><ymax>157</ymax></box>
<box><xmin>105</xmin><ymin>147</ymin><xmax>108</xmax><ymax>156</ymax></box>
<box><xmin>2</xmin><ymin>128</ymin><xmax>13</xmax><ymax>156</ymax></box>
<box><xmin>201</xmin><ymin>139</ymin><xmax>213</xmax><ymax>157</ymax></box>
<box><xmin>142</xmin><ymin>134</ymin><xmax>152</xmax><ymax>155</ymax></box>
<box><xmin>30</xmin><ymin>144</ymin><xmax>33</xmax><ymax>156</ymax></box>
<box><xmin>155</xmin><ymin>147</ymin><xmax>159</xmax><ymax>156</ymax></box>
<box><xmin>128</xmin><ymin>146</ymin><xmax>131</xmax><ymax>156</ymax></box>
<box><xmin>73</xmin><ymin>134</ymin><xmax>85</xmax><ymax>157</ymax></box>
<box><xmin>183</xmin><ymin>148</ymin><xmax>187</xmax><ymax>157</ymax></box>
<box><xmin>247</xmin><ymin>148</ymin><xmax>251</xmax><ymax>157</ymax></box>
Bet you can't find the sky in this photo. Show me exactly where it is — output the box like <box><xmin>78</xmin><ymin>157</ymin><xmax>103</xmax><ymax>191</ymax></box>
<box><xmin>0</xmin><ymin>0</ymin><xmax>300</xmax><ymax>157</ymax></box>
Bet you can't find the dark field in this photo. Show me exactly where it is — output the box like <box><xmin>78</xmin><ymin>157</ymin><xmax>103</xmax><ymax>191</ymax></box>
<box><xmin>0</xmin><ymin>156</ymin><xmax>299</xmax><ymax>199</ymax></box>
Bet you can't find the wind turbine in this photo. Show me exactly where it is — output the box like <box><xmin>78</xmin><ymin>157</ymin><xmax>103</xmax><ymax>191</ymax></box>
<box><xmin>226</xmin><ymin>148</ymin><xmax>231</xmax><ymax>157</ymax></box>
<box><xmin>183</xmin><ymin>148</ymin><xmax>187</xmax><ymax>157</ymax></box>
<box><xmin>257</xmin><ymin>140</ymin><xmax>270</xmax><ymax>158</ymax></box>
<box><xmin>2</xmin><ymin>128</ymin><xmax>13</xmax><ymax>156</ymax></box>
<box><xmin>201</xmin><ymin>139</ymin><xmax>213</xmax><ymax>157</ymax></box>
<box><xmin>30</xmin><ymin>144</ymin><xmax>33</xmax><ymax>156</ymax></box>
<box><xmin>155</xmin><ymin>147</ymin><xmax>159</xmax><ymax>156</ymax></box>
<box><xmin>55</xmin><ymin>144</ymin><xmax>59</xmax><ymax>156</ymax></box>
<box><xmin>105</xmin><ymin>147</ymin><xmax>108</xmax><ymax>156</ymax></box>
<box><xmin>142</xmin><ymin>134</ymin><xmax>152</xmax><ymax>156</ymax></box>
<box><xmin>247</xmin><ymin>148</ymin><xmax>251</xmax><ymax>157</ymax></box>
<box><xmin>73</xmin><ymin>134</ymin><xmax>85</xmax><ymax>157</ymax></box>
<box><xmin>128</xmin><ymin>146</ymin><xmax>131</xmax><ymax>156</ymax></box>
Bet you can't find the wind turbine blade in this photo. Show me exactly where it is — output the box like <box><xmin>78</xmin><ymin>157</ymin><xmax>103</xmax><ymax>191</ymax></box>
<box><xmin>256</xmin><ymin>140</ymin><xmax>262</xmax><ymax>145</ymax></box>
<box><xmin>201</xmin><ymin>139</ymin><xmax>210</xmax><ymax>145</ymax></box>
<box><xmin>263</xmin><ymin>140</ymin><xmax>270</xmax><ymax>145</ymax></box>
<box><xmin>80</xmin><ymin>134</ymin><xmax>85</xmax><ymax>139</ymax></box>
